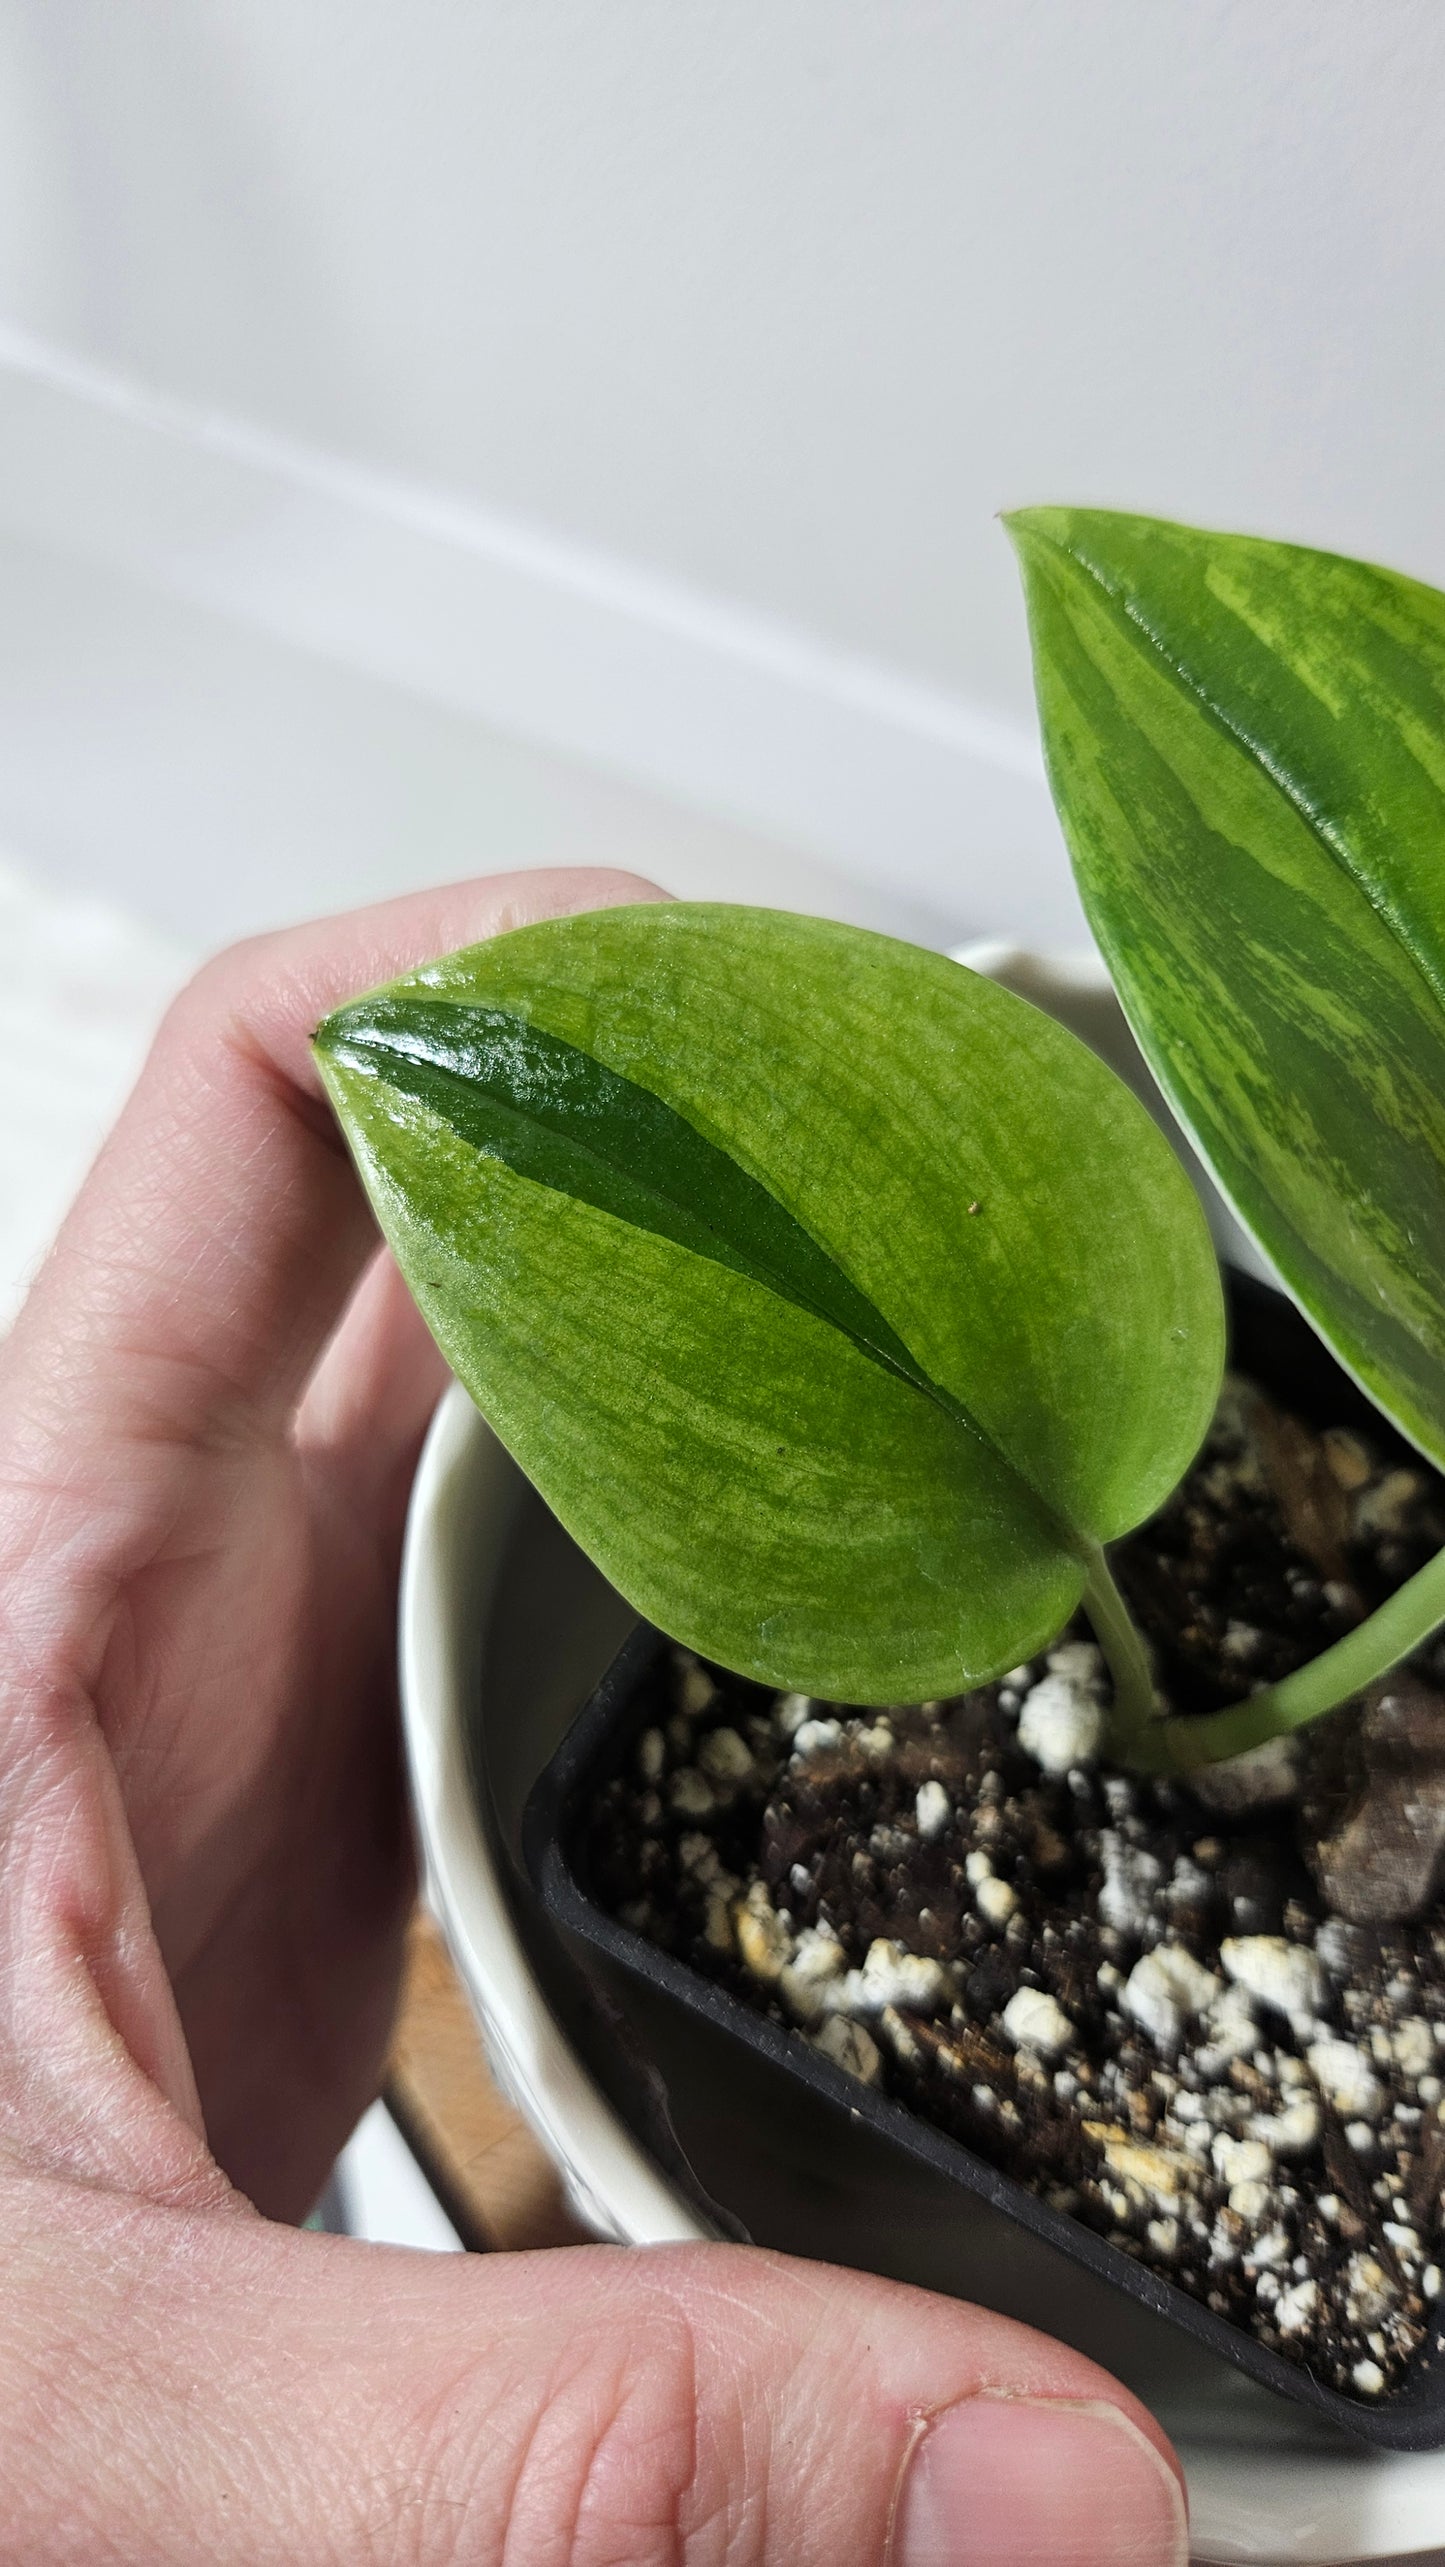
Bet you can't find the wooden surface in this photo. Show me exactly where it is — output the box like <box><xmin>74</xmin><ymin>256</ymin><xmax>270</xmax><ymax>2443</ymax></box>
<box><xmin>384</xmin><ymin>1910</ymin><xmax>588</xmax><ymax>2253</ymax></box>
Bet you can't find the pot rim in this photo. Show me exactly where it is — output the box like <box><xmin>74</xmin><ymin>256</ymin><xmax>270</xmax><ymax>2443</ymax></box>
<box><xmin>398</xmin><ymin>1375</ymin><xmax>706</xmax><ymax>2248</ymax></box>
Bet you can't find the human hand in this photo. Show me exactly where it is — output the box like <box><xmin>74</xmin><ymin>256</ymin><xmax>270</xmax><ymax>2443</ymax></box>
<box><xmin>0</xmin><ymin>869</ymin><xmax>1187</xmax><ymax>2563</ymax></box>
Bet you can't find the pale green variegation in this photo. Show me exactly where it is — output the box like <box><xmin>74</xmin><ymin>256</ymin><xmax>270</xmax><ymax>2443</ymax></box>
<box><xmin>1010</xmin><ymin>508</ymin><xmax>1445</xmax><ymax>1760</ymax></box>
<box><xmin>1010</xmin><ymin>508</ymin><xmax>1445</xmax><ymax>1471</ymax></box>
<box><xmin>315</xmin><ymin>904</ymin><xmax>1222</xmax><ymax>1707</ymax></box>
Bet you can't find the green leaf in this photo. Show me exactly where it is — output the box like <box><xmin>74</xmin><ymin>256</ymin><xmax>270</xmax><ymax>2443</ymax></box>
<box><xmin>314</xmin><ymin>904</ymin><xmax>1222</xmax><ymax>1701</ymax></box>
<box><xmin>1010</xmin><ymin>507</ymin><xmax>1445</xmax><ymax>1474</ymax></box>
<box><xmin>321</xmin><ymin>996</ymin><xmax>929</xmax><ymax>1391</ymax></box>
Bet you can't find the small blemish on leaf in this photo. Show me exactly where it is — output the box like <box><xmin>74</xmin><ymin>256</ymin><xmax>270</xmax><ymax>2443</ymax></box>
<box><xmin>968</xmin><ymin>1201</ymin><xmax>982</xmax><ymax>1216</ymax></box>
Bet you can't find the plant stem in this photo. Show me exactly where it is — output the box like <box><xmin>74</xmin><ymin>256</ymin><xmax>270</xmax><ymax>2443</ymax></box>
<box><xmin>1080</xmin><ymin>1543</ymin><xmax>1159</xmax><ymax>1760</ymax></box>
<box><xmin>1132</xmin><ymin>1538</ymin><xmax>1445</xmax><ymax>1773</ymax></box>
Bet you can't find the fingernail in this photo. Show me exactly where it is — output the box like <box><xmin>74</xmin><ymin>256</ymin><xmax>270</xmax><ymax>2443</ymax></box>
<box><xmin>893</xmin><ymin>2395</ymin><xmax>1188</xmax><ymax>2567</ymax></box>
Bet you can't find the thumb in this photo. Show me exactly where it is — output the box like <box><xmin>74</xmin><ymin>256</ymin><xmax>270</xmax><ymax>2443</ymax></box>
<box><xmin>6</xmin><ymin>2183</ymin><xmax>1188</xmax><ymax>2566</ymax></box>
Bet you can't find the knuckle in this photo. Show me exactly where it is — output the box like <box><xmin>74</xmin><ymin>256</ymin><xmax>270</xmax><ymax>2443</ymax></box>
<box><xmin>560</xmin><ymin>2314</ymin><xmax>701</xmax><ymax>2567</ymax></box>
<box><xmin>166</xmin><ymin>930</ymin><xmax>280</xmax><ymax>1024</ymax></box>
<box><xmin>151</xmin><ymin>938</ymin><xmax>282</xmax><ymax>1089</ymax></box>
<box><xmin>400</xmin><ymin>2298</ymin><xmax>728</xmax><ymax>2567</ymax></box>
<box><xmin>155</xmin><ymin>939</ymin><xmax>259</xmax><ymax>1056</ymax></box>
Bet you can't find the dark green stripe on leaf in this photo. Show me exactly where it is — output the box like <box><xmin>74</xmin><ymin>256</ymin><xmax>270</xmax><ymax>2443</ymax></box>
<box><xmin>319</xmin><ymin>995</ymin><xmax>936</xmax><ymax>1399</ymax></box>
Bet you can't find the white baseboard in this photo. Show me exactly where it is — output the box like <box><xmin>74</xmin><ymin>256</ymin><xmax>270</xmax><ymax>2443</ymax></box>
<box><xmin>0</xmin><ymin>323</ymin><xmax>1081</xmax><ymax>944</ymax></box>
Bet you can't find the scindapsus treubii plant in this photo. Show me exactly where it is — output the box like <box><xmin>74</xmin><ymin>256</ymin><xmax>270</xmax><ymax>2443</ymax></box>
<box><xmin>314</xmin><ymin>512</ymin><xmax>1445</xmax><ymax>1779</ymax></box>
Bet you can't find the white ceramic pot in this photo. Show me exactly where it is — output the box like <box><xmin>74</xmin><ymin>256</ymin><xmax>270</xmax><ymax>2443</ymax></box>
<box><xmin>399</xmin><ymin>949</ymin><xmax>1445</xmax><ymax>2566</ymax></box>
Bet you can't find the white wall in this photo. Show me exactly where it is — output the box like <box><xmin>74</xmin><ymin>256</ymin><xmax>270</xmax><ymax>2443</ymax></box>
<box><xmin>1</xmin><ymin>2</ymin><xmax>1444</xmax><ymax>942</ymax></box>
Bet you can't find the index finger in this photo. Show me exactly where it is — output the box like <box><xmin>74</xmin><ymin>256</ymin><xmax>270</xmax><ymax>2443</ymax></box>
<box><xmin>1</xmin><ymin>866</ymin><xmax>666</xmax><ymax>1476</ymax></box>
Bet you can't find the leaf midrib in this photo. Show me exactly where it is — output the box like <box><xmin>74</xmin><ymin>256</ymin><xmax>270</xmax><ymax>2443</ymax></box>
<box><xmin>351</xmin><ymin>1024</ymin><xmax>935</xmax><ymax>1391</ymax></box>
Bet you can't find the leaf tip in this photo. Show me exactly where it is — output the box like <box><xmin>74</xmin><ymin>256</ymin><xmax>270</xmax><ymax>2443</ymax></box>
<box><xmin>1002</xmin><ymin>505</ymin><xmax>1071</xmax><ymax>558</ymax></box>
<box><xmin>310</xmin><ymin>1004</ymin><xmax>343</xmax><ymax>1059</ymax></box>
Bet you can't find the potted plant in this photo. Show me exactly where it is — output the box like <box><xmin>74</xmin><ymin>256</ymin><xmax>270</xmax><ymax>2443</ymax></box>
<box><xmin>314</xmin><ymin>511</ymin><xmax>1445</xmax><ymax>2449</ymax></box>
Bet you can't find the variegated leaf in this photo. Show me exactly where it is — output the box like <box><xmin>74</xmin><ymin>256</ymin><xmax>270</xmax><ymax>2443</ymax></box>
<box><xmin>1011</xmin><ymin>508</ymin><xmax>1445</xmax><ymax>1470</ymax></box>
<box><xmin>315</xmin><ymin>903</ymin><xmax>1222</xmax><ymax>1700</ymax></box>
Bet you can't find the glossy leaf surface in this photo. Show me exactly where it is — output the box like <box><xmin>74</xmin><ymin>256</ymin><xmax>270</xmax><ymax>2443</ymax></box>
<box><xmin>1011</xmin><ymin>508</ymin><xmax>1445</xmax><ymax>1470</ymax></box>
<box><xmin>315</xmin><ymin>905</ymin><xmax>1222</xmax><ymax>1699</ymax></box>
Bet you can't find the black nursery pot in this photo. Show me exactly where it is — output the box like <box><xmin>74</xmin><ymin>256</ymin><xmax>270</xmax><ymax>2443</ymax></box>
<box><xmin>523</xmin><ymin>1274</ymin><xmax>1445</xmax><ymax>2451</ymax></box>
